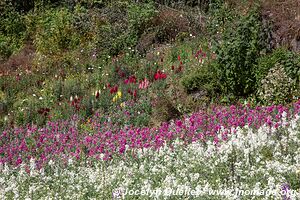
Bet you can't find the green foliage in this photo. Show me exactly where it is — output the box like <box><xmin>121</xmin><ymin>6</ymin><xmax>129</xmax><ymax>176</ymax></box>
<box><xmin>211</xmin><ymin>5</ymin><xmax>266</xmax><ymax>97</ymax></box>
<box><xmin>150</xmin><ymin>96</ymin><xmax>181</xmax><ymax>126</ymax></box>
<box><xmin>96</xmin><ymin>1</ymin><xmax>155</xmax><ymax>56</ymax></box>
<box><xmin>127</xmin><ymin>2</ymin><xmax>155</xmax><ymax>35</ymax></box>
<box><xmin>62</xmin><ymin>75</ymin><xmax>87</xmax><ymax>98</ymax></box>
<box><xmin>0</xmin><ymin>90</ymin><xmax>6</xmax><ymax>103</ymax></box>
<box><xmin>256</xmin><ymin>48</ymin><xmax>300</xmax><ymax>86</ymax></box>
<box><xmin>284</xmin><ymin>172</ymin><xmax>300</xmax><ymax>191</ymax></box>
<box><xmin>0</xmin><ymin>90</ymin><xmax>7</xmax><ymax>116</ymax></box>
<box><xmin>154</xmin><ymin>0</ymin><xmax>209</xmax><ymax>8</ymax></box>
<box><xmin>207</xmin><ymin>0</ymin><xmax>235</xmax><ymax>37</ymax></box>
<box><xmin>34</xmin><ymin>8</ymin><xmax>80</xmax><ymax>55</ymax></box>
<box><xmin>181</xmin><ymin>64</ymin><xmax>220</xmax><ymax>97</ymax></box>
<box><xmin>257</xmin><ymin>64</ymin><xmax>294</xmax><ymax>104</ymax></box>
<box><xmin>0</xmin><ymin>4</ymin><xmax>26</xmax><ymax>60</ymax></box>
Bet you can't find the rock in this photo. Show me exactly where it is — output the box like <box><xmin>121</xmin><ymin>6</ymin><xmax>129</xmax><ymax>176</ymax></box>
<box><xmin>291</xmin><ymin>34</ymin><xmax>300</xmax><ymax>53</ymax></box>
<box><xmin>136</xmin><ymin>32</ymin><xmax>157</xmax><ymax>55</ymax></box>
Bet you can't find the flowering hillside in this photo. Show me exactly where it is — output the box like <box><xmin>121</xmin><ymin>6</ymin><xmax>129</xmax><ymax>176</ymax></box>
<box><xmin>1</xmin><ymin>0</ymin><xmax>300</xmax><ymax>199</ymax></box>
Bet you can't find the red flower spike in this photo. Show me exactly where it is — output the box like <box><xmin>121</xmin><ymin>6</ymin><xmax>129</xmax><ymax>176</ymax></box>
<box><xmin>160</xmin><ymin>73</ymin><xmax>167</xmax><ymax>79</ymax></box>
<box><xmin>120</xmin><ymin>72</ymin><xmax>125</xmax><ymax>78</ymax></box>
<box><xmin>154</xmin><ymin>70</ymin><xmax>167</xmax><ymax>80</ymax></box>
<box><xmin>129</xmin><ymin>75</ymin><xmax>137</xmax><ymax>83</ymax></box>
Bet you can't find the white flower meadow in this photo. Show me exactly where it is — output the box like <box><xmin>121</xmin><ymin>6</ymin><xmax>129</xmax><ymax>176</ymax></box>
<box><xmin>1</xmin><ymin>117</ymin><xmax>300</xmax><ymax>199</ymax></box>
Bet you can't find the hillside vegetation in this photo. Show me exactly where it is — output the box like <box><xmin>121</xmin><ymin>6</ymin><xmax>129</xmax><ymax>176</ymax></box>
<box><xmin>1</xmin><ymin>0</ymin><xmax>300</xmax><ymax>199</ymax></box>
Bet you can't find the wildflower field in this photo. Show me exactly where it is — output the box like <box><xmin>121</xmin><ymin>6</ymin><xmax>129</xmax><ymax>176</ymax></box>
<box><xmin>1</xmin><ymin>0</ymin><xmax>300</xmax><ymax>199</ymax></box>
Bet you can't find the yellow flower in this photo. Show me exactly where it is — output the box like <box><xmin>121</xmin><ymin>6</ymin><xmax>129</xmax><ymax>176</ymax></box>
<box><xmin>120</xmin><ymin>102</ymin><xmax>125</xmax><ymax>108</ymax></box>
<box><xmin>117</xmin><ymin>91</ymin><xmax>122</xmax><ymax>98</ymax></box>
<box><xmin>112</xmin><ymin>91</ymin><xmax>122</xmax><ymax>102</ymax></box>
<box><xmin>87</xmin><ymin>118</ymin><xmax>91</xmax><ymax>124</ymax></box>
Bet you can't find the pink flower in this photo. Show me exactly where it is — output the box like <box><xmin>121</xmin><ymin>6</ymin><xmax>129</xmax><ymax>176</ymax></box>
<box><xmin>139</xmin><ymin>78</ymin><xmax>150</xmax><ymax>89</ymax></box>
<box><xmin>16</xmin><ymin>157</ymin><xmax>22</xmax><ymax>165</ymax></box>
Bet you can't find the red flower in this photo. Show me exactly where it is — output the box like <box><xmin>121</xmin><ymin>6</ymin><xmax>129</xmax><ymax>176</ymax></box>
<box><xmin>178</xmin><ymin>55</ymin><xmax>181</xmax><ymax>61</ymax></box>
<box><xmin>154</xmin><ymin>72</ymin><xmax>160</xmax><ymax>80</ymax></box>
<box><xmin>70</xmin><ymin>97</ymin><xmax>81</xmax><ymax>111</ymax></box>
<box><xmin>110</xmin><ymin>85</ymin><xmax>118</xmax><ymax>94</ymax></box>
<box><xmin>175</xmin><ymin>66</ymin><xmax>183</xmax><ymax>73</ymax></box>
<box><xmin>133</xmin><ymin>90</ymin><xmax>137</xmax><ymax>98</ymax></box>
<box><xmin>124</xmin><ymin>75</ymin><xmax>137</xmax><ymax>84</ymax></box>
<box><xmin>120</xmin><ymin>72</ymin><xmax>125</xmax><ymax>78</ymax></box>
<box><xmin>160</xmin><ymin>73</ymin><xmax>167</xmax><ymax>79</ymax></box>
<box><xmin>171</xmin><ymin>66</ymin><xmax>175</xmax><ymax>70</ymax></box>
<box><xmin>154</xmin><ymin>70</ymin><xmax>167</xmax><ymax>80</ymax></box>
<box><xmin>129</xmin><ymin>75</ymin><xmax>137</xmax><ymax>83</ymax></box>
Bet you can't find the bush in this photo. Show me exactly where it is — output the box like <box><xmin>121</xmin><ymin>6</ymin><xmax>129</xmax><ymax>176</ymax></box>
<box><xmin>0</xmin><ymin>4</ymin><xmax>26</xmax><ymax>60</ymax></box>
<box><xmin>211</xmin><ymin>5</ymin><xmax>267</xmax><ymax>97</ymax></box>
<box><xmin>62</xmin><ymin>75</ymin><xmax>87</xmax><ymax>99</ymax></box>
<box><xmin>154</xmin><ymin>0</ymin><xmax>209</xmax><ymax>9</ymax></box>
<box><xmin>255</xmin><ymin>48</ymin><xmax>300</xmax><ymax>87</ymax></box>
<box><xmin>34</xmin><ymin>8</ymin><xmax>80</xmax><ymax>55</ymax></box>
<box><xmin>0</xmin><ymin>90</ymin><xmax>7</xmax><ymax>115</ymax></box>
<box><xmin>181</xmin><ymin>64</ymin><xmax>220</xmax><ymax>97</ymax></box>
<box><xmin>95</xmin><ymin>1</ymin><xmax>155</xmax><ymax>56</ymax></box>
<box><xmin>257</xmin><ymin>64</ymin><xmax>294</xmax><ymax>104</ymax></box>
<box><xmin>150</xmin><ymin>96</ymin><xmax>181</xmax><ymax>126</ymax></box>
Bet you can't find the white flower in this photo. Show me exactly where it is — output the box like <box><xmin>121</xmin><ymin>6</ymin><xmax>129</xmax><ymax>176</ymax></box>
<box><xmin>48</xmin><ymin>160</ymin><xmax>54</xmax><ymax>166</ymax></box>
<box><xmin>68</xmin><ymin>158</ymin><xmax>73</xmax><ymax>166</ymax></box>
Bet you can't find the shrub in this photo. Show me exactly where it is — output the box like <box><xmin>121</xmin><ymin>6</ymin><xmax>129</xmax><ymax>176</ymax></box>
<box><xmin>62</xmin><ymin>75</ymin><xmax>87</xmax><ymax>99</ymax></box>
<box><xmin>255</xmin><ymin>48</ymin><xmax>300</xmax><ymax>87</ymax></box>
<box><xmin>0</xmin><ymin>90</ymin><xmax>7</xmax><ymax>115</ymax></box>
<box><xmin>211</xmin><ymin>5</ymin><xmax>267</xmax><ymax>97</ymax></box>
<box><xmin>152</xmin><ymin>6</ymin><xmax>190</xmax><ymax>43</ymax></box>
<box><xmin>34</xmin><ymin>8</ymin><xmax>80</xmax><ymax>55</ymax></box>
<box><xmin>154</xmin><ymin>0</ymin><xmax>209</xmax><ymax>9</ymax></box>
<box><xmin>95</xmin><ymin>1</ymin><xmax>155</xmax><ymax>56</ymax></box>
<box><xmin>150</xmin><ymin>96</ymin><xmax>181</xmax><ymax>126</ymax></box>
<box><xmin>257</xmin><ymin>64</ymin><xmax>294</xmax><ymax>104</ymax></box>
<box><xmin>0</xmin><ymin>4</ymin><xmax>26</xmax><ymax>60</ymax></box>
<box><xmin>181</xmin><ymin>64</ymin><xmax>220</xmax><ymax>97</ymax></box>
